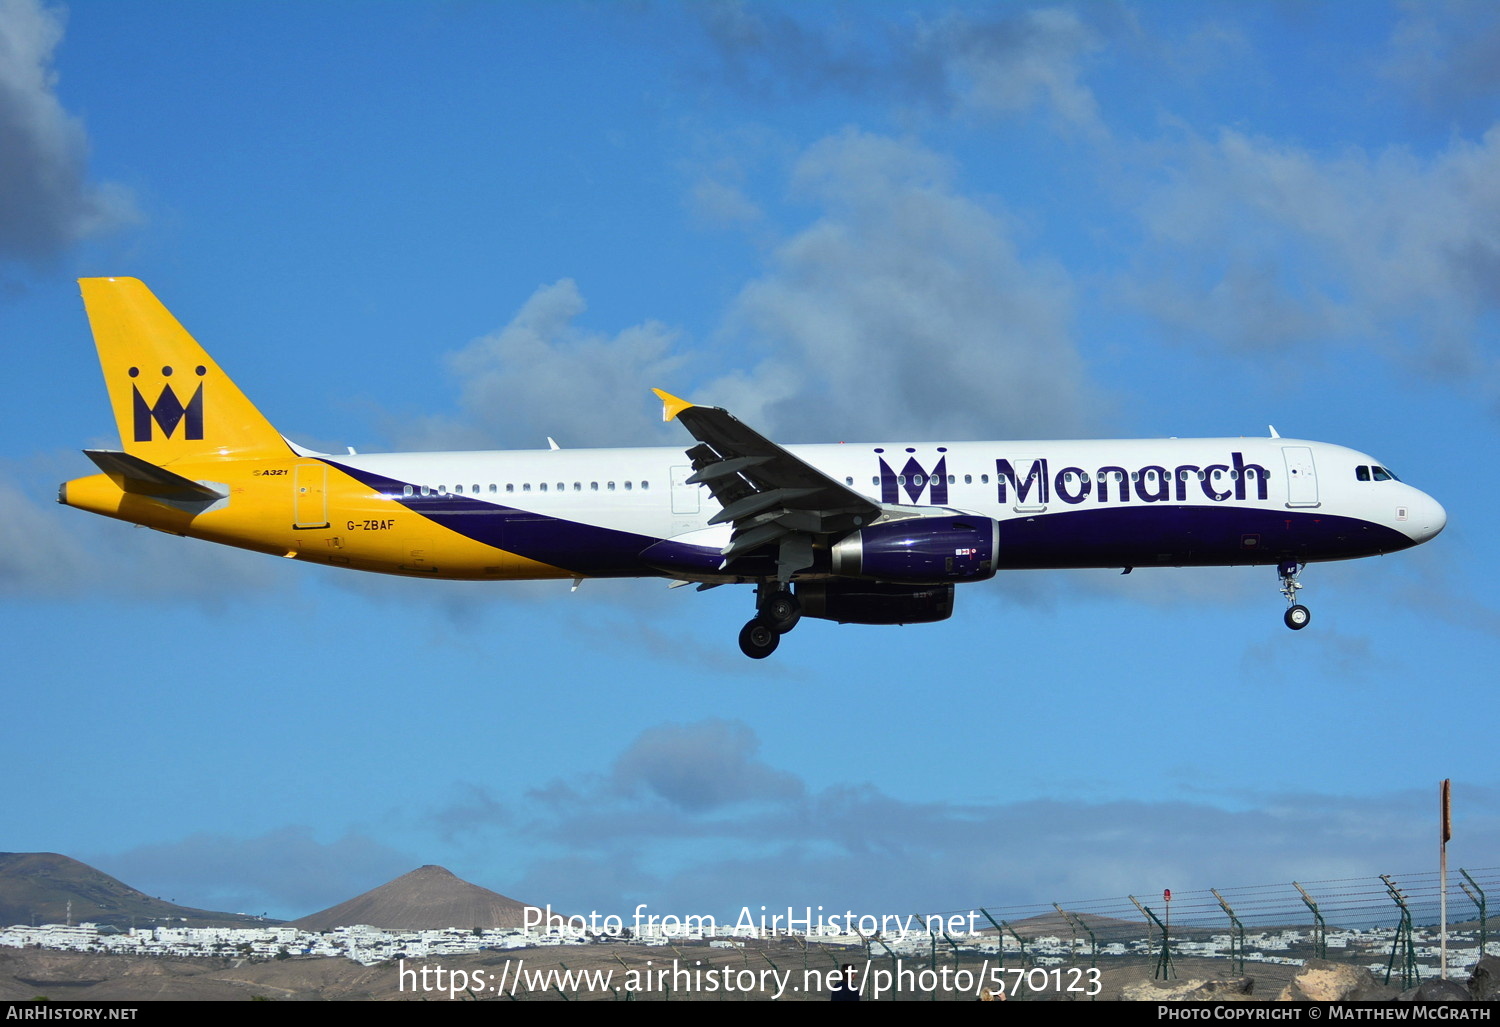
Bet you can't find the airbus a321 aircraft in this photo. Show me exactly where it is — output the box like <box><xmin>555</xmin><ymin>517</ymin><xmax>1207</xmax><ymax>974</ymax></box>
<box><xmin>60</xmin><ymin>278</ymin><xmax>1447</xmax><ymax>658</ymax></box>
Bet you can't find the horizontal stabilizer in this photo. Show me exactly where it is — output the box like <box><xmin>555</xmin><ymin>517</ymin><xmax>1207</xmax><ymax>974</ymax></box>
<box><xmin>83</xmin><ymin>449</ymin><xmax>227</xmax><ymax>501</ymax></box>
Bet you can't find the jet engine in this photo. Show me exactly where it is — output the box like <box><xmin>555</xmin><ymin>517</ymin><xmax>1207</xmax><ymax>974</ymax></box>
<box><xmin>829</xmin><ymin>515</ymin><xmax>997</xmax><ymax>583</ymax></box>
<box><xmin>795</xmin><ymin>581</ymin><xmax>955</xmax><ymax>625</ymax></box>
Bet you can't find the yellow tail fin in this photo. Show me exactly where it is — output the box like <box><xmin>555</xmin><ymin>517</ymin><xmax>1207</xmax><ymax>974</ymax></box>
<box><xmin>80</xmin><ymin>277</ymin><xmax>289</xmax><ymax>462</ymax></box>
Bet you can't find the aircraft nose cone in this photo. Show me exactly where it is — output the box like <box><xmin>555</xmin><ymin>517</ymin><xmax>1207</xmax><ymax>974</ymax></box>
<box><xmin>1410</xmin><ymin>492</ymin><xmax>1447</xmax><ymax>542</ymax></box>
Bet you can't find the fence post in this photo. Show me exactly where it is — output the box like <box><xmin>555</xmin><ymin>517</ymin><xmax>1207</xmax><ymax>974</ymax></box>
<box><xmin>1461</xmin><ymin>869</ymin><xmax>1488</xmax><ymax>959</ymax></box>
<box><xmin>1053</xmin><ymin>903</ymin><xmax>1098</xmax><ymax>968</ymax></box>
<box><xmin>1381</xmin><ymin>874</ymin><xmax>1418</xmax><ymax>989</ymax></box>
<box><xmin>1293</xmin><ymin>882</ymin><xmax>1327</xmax><ymax>960</ymax></box>
<box><xmin>1211</xmin><ymin>889</ymin><xmax>1246</xmax><ymax>974</ymax></box>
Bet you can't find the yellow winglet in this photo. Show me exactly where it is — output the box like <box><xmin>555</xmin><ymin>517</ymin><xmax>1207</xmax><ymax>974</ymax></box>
<box><xmin>652</xmin><ymin>388</ymin><xmax>696</xmax><ymax>423</ymax></box>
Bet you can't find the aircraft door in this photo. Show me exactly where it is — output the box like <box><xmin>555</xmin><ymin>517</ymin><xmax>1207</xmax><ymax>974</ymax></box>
<box><xmin>1006</xmin><ymin>457</ymin><xmax>1049</xmax><ymax>513</ymax></box>
<box><xmin>1281</xmin><ymin>447</ymin><xmax>1319</xmax><ymax>508</ymax></box>
<box><xmin>293</xmin><ymin>462</ymin><xmax>330</xmax><ymax>529</ymax></box>
<box><xmin>670</xmin><ymin>465</ymin><xmax>701</xmax><ymax>515</ymax></box>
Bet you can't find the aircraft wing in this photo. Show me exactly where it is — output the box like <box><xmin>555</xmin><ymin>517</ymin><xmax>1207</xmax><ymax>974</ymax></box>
<box><xmin>654</xmin><ymin>389</ymin><xmax>879</xmax><ymax>576</ymax></box>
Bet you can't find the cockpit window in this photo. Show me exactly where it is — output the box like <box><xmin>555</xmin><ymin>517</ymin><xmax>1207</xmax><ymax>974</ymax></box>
<box><xmin>1356</xmin><ymin>466</ymin><xmax>1371</xmax><ymax>482</ymax></box>
<box><xmin>1372</xmin><ymin>465</ymin><xmax>1398</xmax><ymax>482</ymax></box>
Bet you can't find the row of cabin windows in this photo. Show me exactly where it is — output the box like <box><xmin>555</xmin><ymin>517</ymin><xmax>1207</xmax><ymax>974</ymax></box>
<box><xmin>840</xmin><ymin>468</ymin><xmax>1269</xmax><ymax>487</ymax></box>
<box><xmin>406</xmin><ymin>466</ymin><xmax>1279</xmax><ymax>498</ymax></box>
<box><xmin>403</xmin><ymin>480</ymin><xmax>651</xmax><ymax>497</ymax></box>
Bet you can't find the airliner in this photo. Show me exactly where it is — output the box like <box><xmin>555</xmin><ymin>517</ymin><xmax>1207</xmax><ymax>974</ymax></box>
<box><xmin>60</xmin><ymin>278</ymin><xmax>1447</xmax><ymax>658</ymax></box>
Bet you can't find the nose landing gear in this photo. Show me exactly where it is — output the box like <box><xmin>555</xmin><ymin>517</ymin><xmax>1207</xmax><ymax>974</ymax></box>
<box><xmin>738</xmin><ymin>584</ymin><xmax>802</xmax><ymax>659</ymax></box>
<box><xmin>1278</xmin><ymin>561</ymin><xmax>1310</xmax><ymax>630</ymax></box>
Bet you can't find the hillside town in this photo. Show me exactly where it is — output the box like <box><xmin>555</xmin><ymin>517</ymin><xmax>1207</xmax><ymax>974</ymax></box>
<box><xmin>2</xmin><ymin>917</ymin><xmax>1494</xmax><ymax>978</ymax></box>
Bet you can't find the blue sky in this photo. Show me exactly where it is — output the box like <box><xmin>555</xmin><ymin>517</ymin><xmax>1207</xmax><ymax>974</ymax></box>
<box><xmin>3</xmin><ymin>0</ymin><xmax>1497</xmax><ymax>923</ymax></box>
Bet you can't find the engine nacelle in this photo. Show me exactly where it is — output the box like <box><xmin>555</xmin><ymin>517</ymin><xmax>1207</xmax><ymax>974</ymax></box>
<box><xmin>796</xmin><ymin>581</ymin><xmax>955</xmax><ymax>625</ymax></box>
<box><xmin>830</xmin><ymin>515</ymin><xmax>997</xmax><ymax>583</ymax></box>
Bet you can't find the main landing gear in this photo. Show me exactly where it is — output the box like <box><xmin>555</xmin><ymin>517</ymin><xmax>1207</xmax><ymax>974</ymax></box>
<box><xmin>1278</xmin><ymin>560</ymin><xmax>1311</xmax><ymax>630</ymax></box>
<box><xmin>738</xmin><ymin>585</ymin><xmax>802</xmax><ymax>659</ymax></box>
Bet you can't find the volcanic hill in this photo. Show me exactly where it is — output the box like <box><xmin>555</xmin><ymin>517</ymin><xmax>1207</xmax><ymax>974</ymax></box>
<box><xmin>0</xmin><ymin>852</ymin><xmax>278</xmax><ymax>930</ymax></box>
<box><xmin>289</xmin><ymin>865</ymin><xmax>539</xmax><ymax>932</ymax></box>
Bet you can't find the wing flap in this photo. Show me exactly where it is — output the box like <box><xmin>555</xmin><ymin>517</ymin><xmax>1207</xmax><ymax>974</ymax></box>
<box><xmin>721</xmin><ymin>521</ymin><xmax>789</xmax><ymax>559</ymax></box>
<box><xmin>686</xmin><ymin>455</ymin><xmax>770</xmax><ymax>484</ymax></box>
<box><xmin>653</xmin><ymin>390</ymin><xmax>881</xmax><ymax>575</ymax></box>
<box><xmin>706</xmin><ymin>487</ymin><xmax>820</xmax><ymax>526</ymax></box>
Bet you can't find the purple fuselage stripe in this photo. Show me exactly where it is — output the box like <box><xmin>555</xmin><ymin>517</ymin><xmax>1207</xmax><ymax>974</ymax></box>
<box><xmin>995</xmin><ymin>505</ymin><xmax>1413</xmax><ymax>568</ymax></box>
<box><xmin>326</xmin><ymin>460</ymin><xmax>657</xmax><ymax>576</ymax></box>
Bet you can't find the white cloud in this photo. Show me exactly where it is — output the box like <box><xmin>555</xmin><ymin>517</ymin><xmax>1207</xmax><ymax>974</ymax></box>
<box><xmin>705</xmin><ymin>129</ymin><xmax>1095</xmax><ymax>442</ymax></box>
<box><xmin>688</xmin><ymin>177</ymin><xmax>763</xmax><ymax>228</ymax></box>
<box><xmin>399</xmin><ymin>279</ymin><xmax>688</xmax><ymax>451</ymax></box>
<box><xmin>0</xmin><ymin>0</ymin><xmax>136</xmax><ymax>265</ymax></box>
<box><xmin>445</xmin><ymin>720</ymin><xmax>1500</xmax><ymax>918</ymax></box>
<box><xmin>1123</xmin><ymin>126</ymin><xmax>1500</xmax><ymax>396</ymax></box>
<box><xmin>920</xmin><ymin>6</ymin><xmax>1107</xmax><ymax>136</ymax></box>
<box><xmin>693</xmin><ymin>2</ymin><xmax>1109</xmax><ymax>134</ymax></box>
<box><xmin>1383</xmin><ymin>1</ymin><xmax>1500</xmax><ymax>124</ymax></box>
<box><xmin>612</xmin><ymin>718</ymin><xmax>804</xmax><ymax>812</ymax></box>
<box><xmin>399</xmin><ymin>129</ymin><xmax>1097</xmax><ymax>451</ymax></box>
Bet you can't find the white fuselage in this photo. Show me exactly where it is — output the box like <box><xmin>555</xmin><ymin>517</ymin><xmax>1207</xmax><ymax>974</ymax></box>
<box><xmin>324</xmin><ymin>435</ymin><xmax>1444</xmax><ymax>579</ymax></box>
